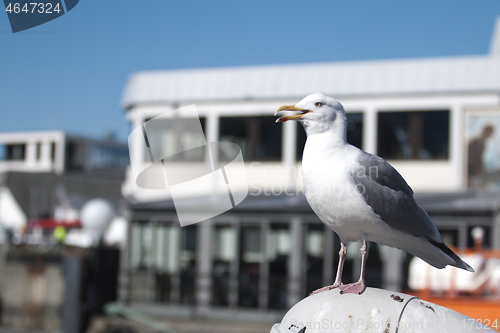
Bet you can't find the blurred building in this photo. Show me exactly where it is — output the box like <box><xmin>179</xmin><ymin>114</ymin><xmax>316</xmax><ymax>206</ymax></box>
<box><xmin>119</xmin><ymin>17</ymin><xmax>500</xmax><ymax>320</ymax></box>
<box><xmin>0</xmin><ymin>130</ymin><xmax>128</xmax><ymax>231</ymax></box>
<box><xmin>0</xmin><ymin>130</ymin><xmax>128</xmax><ymax>330</ymax></box>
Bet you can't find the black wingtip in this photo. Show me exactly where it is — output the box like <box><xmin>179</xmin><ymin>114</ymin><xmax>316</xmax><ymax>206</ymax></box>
<box><xmin>463</xmin><ymin>261</ymin><xmax>475</xmax><ymax>273</ymax></box>
<box><xmin>429</xmin><ymin>239</ymin><xmax>475</xmax><ymax>272</ymax></box>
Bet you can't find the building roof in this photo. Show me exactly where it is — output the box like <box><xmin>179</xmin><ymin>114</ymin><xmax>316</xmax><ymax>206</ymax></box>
<box><xmin>0</xmin><ymin>130</ymin><xmax>65</xmax><ymax>142</ymax></box>
<box><xmin>122</xmin><ymin>55</ymin><xmax>500</xmax><ymax>108</ymax></box>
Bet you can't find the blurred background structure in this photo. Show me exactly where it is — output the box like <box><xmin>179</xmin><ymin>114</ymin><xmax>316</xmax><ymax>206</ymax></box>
<box><xmin>0</xmin><ymin>131</ymin><xmax>128</xmax><ymax>331</ymax></box>
<box><xmin>118</xmin><ymin>16</ymin><xmax>500</xmax><ymax>328</ymax></box>
<box><xmin>2</xmin><ymin>3</ymin><xmax>500</xmax><ymax>332</ymax></box>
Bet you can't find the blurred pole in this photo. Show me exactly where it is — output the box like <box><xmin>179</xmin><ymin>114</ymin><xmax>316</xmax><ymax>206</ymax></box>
<box><xmin>493</xmin><ymin>212</ymin><xmax>500</xmax><ymax>249</ymax></box>
<box><xmin>362</xmin><ymin>105</ymin><xmax>377</xmax><ymax>155</ymax></box>
<box><xmin>63</xmin><ymin>245</ymin><xmax>119</xmax><ymax>333</ymax></box>
<box><xmin>287</xmin><ymin>216</ymin><xmax>303</xmax><ymax>308</ymax></box>
<box><xmin>322</xmin><ymin>228</ymin><xmax>334</xmax><ymax>286</ymax></box>
<box><xmin>118</xmin><ymin>211</ymin><xmax>132</xmax><ymax>304</ymax></box>
<box><xmin>62</xmin><ymin>255</ymin><xmax>84</xmax><ymax>333</ymax></box>
<box><xmin>282</xmin><ymin>121</ymin><xmax>297</xmax><ymax>189</ymax></box>
<box><xmin>381</xmin><ymin>246</ymin><xmax>403</xmax><ymax>291</ymax></box>
<box><xmin>196</xmin><ymin>219</ymin><xmax>213</xmax><ymax>317</ymax></box>
<box><xmin>259</xmin><ymin>221</ymin><xmax>270</xmax><ymax>310</ymax></box>
<box><xmin>228</xmin><ymin>219</ymin><xmax>240</xmax><ymax>308</ymax></box>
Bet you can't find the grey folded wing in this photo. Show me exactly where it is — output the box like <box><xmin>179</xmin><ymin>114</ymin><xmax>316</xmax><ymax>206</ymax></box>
<box><xmin>352</xmin><ymin>151</ymin><xmax>441</xmax><ymax>242</ymax></box>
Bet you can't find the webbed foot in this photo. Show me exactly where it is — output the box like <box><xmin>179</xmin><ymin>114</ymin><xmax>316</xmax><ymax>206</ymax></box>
<box><xmin>339</xmin><ymin>281</ymin><xmax>366</xmax><ymax>295</ymax></box>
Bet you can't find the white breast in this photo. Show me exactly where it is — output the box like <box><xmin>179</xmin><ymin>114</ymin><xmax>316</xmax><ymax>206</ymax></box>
<box><xmin>301</xmin><ymin>138</ymin><xmax>386</xmax><ymax>243</ymax></box>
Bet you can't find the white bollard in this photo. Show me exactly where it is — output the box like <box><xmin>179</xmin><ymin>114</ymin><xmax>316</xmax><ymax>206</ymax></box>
<box><xmin>270</xmin><ymin>288</ymin><xmax>496</xmax><ymax>333</ymax></box>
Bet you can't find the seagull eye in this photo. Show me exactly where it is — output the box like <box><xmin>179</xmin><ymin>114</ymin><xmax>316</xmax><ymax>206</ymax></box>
<box><xmin>315</xmin><ymin>102</ymin><xmax>323</xmax><ymax>107</ymax></box>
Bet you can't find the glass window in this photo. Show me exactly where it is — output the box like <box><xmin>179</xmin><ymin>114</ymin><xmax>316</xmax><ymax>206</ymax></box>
<box><xmin>65</xmin><ymin>142</ymin><xmax>85</xmax><ymax>171</ymax></box>
<box><xmin>130</xmin><ymin>223</ymin><xmax>196</xmax><ymax>305</ymax></box>
<box><xmin>377</xmin><ymin>110</ymin><xmax>449</xmax><ymax>160</ymax></box>
<box><xmin>220</xmin><ymin>116</ymin><xmax>282</xmax><ymax>161</ymax></box>
<box><xmin>88</xmin><ymin>143</ymin><xmax>129</xmax><ymax>170</ymax></box>
<box><xmin>66</xmin><ymin>140</ymin><xmax>129</xmax><ymax>172</ymax></box>
<box><xmin>238</xmin><ymin>226</ymin><xmax>261</xmax><ymax>307</ymax></box>
<box><xmin>346</xmin><ymin>113</ymin><xmax>363</xmax><ymax>150</ymax></box>
<box><xmin>0</xmin><ymin>145</ymin><xmax>5</xmax><ymax>160</ymax></box>
<box><xmin>2</xmin><ymin>144</ymin><xmax>26</xmax><ymax>161</ymax></box>
<box><xmin>154</xmin><ymin>225</ymin><xmax>178</xmax><ymax>303</ymax></box>
<box><xmin>296</xmin><ymin>113</ymin><xmax>363</xmax><ymax>160</ymax></box>
<box><xmin>131</xmin><ymin>223</ymin><xmax>152</xmax><ymax>270</ymax></box>
<box><xmin>130</xmin><ymin>223</ymin><xmax>152</xmax><ymax>302</ymax></box>
<box><xmin>212</xmin><ymin>225</ymin><xmax>236</xmax><ymax>306</ymax></box>
<box><xmin>268</xmin><ymin>224</ymin><xmax>290</xmax><ymax>309</ymax></box>
<box><xmin>179</xmin><ymin>225</ymin><xmax>197</xmax><ymax>305</ymax></box>
<box><xmin>305</xmin><ymin>224</ymin><xmax>325</xmax><ymax>293</ymax></box>
<box><xmin>144</xmin><ymin>117</ymin><xmax>206</xmax><ymax>162</ymax></box>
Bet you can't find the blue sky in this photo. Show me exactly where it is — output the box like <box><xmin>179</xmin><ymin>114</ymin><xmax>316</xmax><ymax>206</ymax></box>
<box><xmin>1</xmin><ymin>1</ymin><xmax>500</xmax><ymax>142</ymax></box>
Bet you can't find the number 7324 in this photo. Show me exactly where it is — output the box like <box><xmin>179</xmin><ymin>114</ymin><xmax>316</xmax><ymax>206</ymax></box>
<box><xmin>462</xmin><ymin>318</ymin><xmax>498</xmax><ymax>330</ymax></box>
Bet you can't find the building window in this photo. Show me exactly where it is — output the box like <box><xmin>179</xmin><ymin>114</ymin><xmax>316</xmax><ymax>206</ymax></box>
<box><xmin>130</xmin><ymin>223</ymin><xmax>197</xmax><ymax>305</ymax></box>
<box><xmin>89</xmin><ymin>143</ymin><xmax>129</xmax><ymax>170</ymax></box>
<box><xmin>143</xmin><ymin>117</ymin><xmax>206</xmax><ymax>162</ymax></box>
<box><xmin>212</xmin><ymin>225</ymin><xmax>236</xmax><ymax>306</ymax></box>
<box><xmin>305</xmin><ymin>224</ymin><xmax>325</xmax><ymax>294</ymax></box>
<box><xmin>238</xmin><ymin>226</ymin><xmax>261</xmax><ymax>308</ymax></box>
<box><xmin>220</xmin><ymin>116</ymin><xmax>281</xmax><ymax>161</ymax></box>
<box><xmin>296</xmin><ymin>112</ymin><xmax>364</xmax><ymax>160</ymax></box>
<box><xmin>65</xmin><ymin>142</ymin><xmax>84</xmax><ymax>171</ymax></box>
<box><xmin>268</xmin><ymin>224</ymin><xmax>290</xmax><ymax>309</ymax></box>
<box><xmin>377</xmin><ymin>110</ymin><xmax>449</xmax><ymax>160</ymax></box>
<box><xmin>1</xmin><ymin>144</ymin><xmax>26</xmax><ymax>161</ymax></box>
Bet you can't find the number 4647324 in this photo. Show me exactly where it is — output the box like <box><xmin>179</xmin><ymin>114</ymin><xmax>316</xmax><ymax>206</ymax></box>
<box><xmin>5</xmin><ymin>3</ymin><xmax>61</xmax><ymax>14</ymax></box>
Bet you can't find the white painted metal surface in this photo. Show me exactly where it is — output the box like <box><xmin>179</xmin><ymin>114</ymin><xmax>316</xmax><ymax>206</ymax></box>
<box><xmin>270</xmin><ymin>288</ymin><xmax>496</xmax><ymax>333</ymax></box>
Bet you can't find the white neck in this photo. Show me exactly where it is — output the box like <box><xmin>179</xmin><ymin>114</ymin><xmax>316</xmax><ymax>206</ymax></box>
<box><xmin>303</xmin><ymin>131</ymin><xmax>345</xmax><ymax>164</ymax></box>
<box><xmin>301</xmin><ymin>113</ymin><xmax>347</xmax><ymax>157</ymax></box>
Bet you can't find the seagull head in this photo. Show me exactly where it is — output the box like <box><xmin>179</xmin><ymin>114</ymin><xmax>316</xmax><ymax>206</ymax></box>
<box><xmin>276</xmin><ymin>93</ymin><xmax>347</xmax><ymax>136</ymax></box>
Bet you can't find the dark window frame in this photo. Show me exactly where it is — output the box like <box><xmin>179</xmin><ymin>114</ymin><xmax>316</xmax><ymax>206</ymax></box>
<box><xmin>4</xmin><ymin>143</ymin><xmax>26</xmax><ymax>161</ymax></box>
<box><xmin>219</xmin><ymin>116</ymin><xmax>282</xmax><ymax>162</ymax></box>
<box><xmin>376</xmin><ymin>109</ymin><xmax>450</xmax><ymax>161</ymax></box>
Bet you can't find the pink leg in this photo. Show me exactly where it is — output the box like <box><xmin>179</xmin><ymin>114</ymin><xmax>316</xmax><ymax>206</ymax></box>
<box><xmin>310</xmin><ymin>242</ymin><xmax>347</xmax><ymax>295</ymax></box>
<box><xmin>339</xmin><ymin>240</ymin><xmax>367</xmax><ymax>295</ymax></box>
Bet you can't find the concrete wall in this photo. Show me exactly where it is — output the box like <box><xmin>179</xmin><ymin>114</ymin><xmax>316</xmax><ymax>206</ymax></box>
<box><xmin>0</xmin><ymin>251</ymin><xmax>63</xmax><ymax>331</ymax></box>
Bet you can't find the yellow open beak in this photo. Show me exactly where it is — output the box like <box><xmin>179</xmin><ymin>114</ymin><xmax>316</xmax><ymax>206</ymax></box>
<box><xmin>275</xmin><ymin>105</ymin><xmax>312</xmax><ymax>123</ymax></box>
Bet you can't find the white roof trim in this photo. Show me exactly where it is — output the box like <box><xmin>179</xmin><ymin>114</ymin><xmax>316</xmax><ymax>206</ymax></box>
<box><xmin>122</xmin><ymin>55</ymin><xmax>500</xmax><ymax>109</ymax></box>
<box><xmin>0</xmin><ymin>130</ymin><xmax>65</xmax><ymax>143</ymax></box>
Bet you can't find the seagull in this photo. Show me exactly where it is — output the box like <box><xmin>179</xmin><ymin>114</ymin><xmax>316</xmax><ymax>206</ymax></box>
<box><xmin>276</xmin><ymin>93</ymin><xmax>474</xmax><ymax>295</ymax></box>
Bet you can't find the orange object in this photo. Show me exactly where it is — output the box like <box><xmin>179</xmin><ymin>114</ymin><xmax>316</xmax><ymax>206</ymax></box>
<box><xmin>411</xmin><ymin>294</ymin><xmax>500</xmax><ymax>331</ymax></box>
